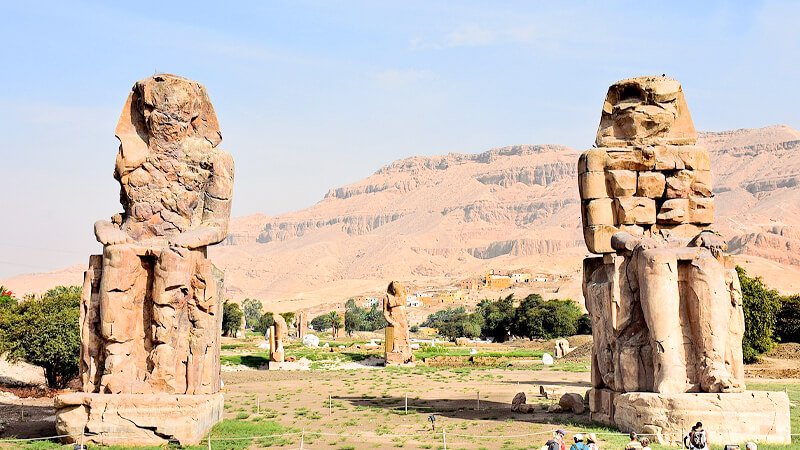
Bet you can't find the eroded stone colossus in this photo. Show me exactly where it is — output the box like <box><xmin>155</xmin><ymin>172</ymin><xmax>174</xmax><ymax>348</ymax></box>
<box><xmin>580</xmin><ymin>76</ymin><xmax>789</xmax><ymax>444</ymax></box>
<box><xmin>55</xmin><ymin>74</ymin><xmax>233</xmax><ymax>446</ymax></box>
<box><xmin>384</xmin><ymin>281</ymin><xmax>414</xmax><ymax>365</ymax></box>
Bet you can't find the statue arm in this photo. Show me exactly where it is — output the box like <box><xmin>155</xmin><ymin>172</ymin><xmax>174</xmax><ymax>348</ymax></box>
<box><xmin>170</xmin><ymin>151</ymin><xmax>234</xmax><ymax>249</ymax></box>
<box><xmin>691</xmin><ymin>230</ymin><xmax>727</xmax><ymax>259</ymax></box>
<box><xmin>94</xmin><ymin>219</ymin><xmax>131</xmax><ymax>245</ymax></box>
<box><xmin>383</xmin><ymin>295</ymin><xmax>400</xmax><ymax>327</ymax></box>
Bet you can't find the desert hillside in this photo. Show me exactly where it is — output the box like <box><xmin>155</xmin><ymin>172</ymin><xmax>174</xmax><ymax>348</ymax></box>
<box><xmin>4</xmin><ymin>125</ymin><xmax>800</xmax><ymax>310</ymax></box>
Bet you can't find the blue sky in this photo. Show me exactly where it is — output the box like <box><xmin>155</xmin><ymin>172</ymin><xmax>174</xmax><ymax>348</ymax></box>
<box><xmin>1</xmin><ymin>1</ymin><xmax>798</xmax><ymax>278</ymax></box>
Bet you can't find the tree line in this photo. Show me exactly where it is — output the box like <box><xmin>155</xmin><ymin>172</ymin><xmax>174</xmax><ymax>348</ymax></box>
<box><xmin>421</xmin><ymin>294</ymin><xmax>591</xmax><ymax>342</ymax></box>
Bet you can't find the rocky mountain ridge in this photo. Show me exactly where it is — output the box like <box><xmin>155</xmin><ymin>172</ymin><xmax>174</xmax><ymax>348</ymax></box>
<box><xmin>5</xmin><ymin>125</ymin><xmax>800</xmax><ymax>309</ymax></box>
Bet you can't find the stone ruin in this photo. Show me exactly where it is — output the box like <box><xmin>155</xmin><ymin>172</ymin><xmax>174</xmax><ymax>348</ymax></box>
<box><xmin>296</xmin><ymin>310</ymin><xmax>308</xmax><ymax>339</ymax></box>
<box><xmin>554</xmin><ymin>339</ymin><xmax>571</xmax><ymax>358</ymax></box>
<box><xmin>581</xmin><ymin>76</ymin><xmax>790</xmax><ymax>444</ymax></box>
<box><xmin>54</xmin><ymin>74</ymin><xmax>233</xmax><ymax>446</ymax></box>
<box><xmin>269</xmin><ymin>313</ymin><xmax>287</xmax><ymax>363</ymax></box>
<box><xmin>384</xmin><ymin>281</ymin><xmax>414</xmax><ymax>365</ymax></box>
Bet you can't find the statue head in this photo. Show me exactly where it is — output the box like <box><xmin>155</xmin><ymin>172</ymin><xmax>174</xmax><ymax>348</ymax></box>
<box><xmin>114</xmin><ymin>74</ymin><xmax>222</xmax><ymax>179</ymax></box>
<box><xmin>387</xmin><ymin>281</ymin><xmax>405</xmax><ymax>298</ymax></box>
<box><xmin>595</xmin><ymin>75</ymin><xmax>697</xmax><ymax>147</ymax></box>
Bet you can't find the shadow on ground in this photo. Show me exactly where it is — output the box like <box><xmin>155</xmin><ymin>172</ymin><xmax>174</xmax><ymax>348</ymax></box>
<box><xmin>335</xmin><ymin>395</ymin><xmax>595</xmax><ymax>427</ymax></box>
<box><xmin>0</xmin><ymin>401</ymin><xmax>56</xmax><ymax>439</ymax></box>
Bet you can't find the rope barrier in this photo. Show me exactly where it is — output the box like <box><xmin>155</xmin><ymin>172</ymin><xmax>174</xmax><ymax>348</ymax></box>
<box><xmin>6</xmin><ymin>429</ymin><xmax>793</xmax><ymax>443</ymax></box>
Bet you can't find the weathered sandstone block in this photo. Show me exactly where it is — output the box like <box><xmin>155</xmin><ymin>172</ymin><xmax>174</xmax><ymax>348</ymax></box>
<box><xmin>583</xmin><ymin>198</ymin><xmax>615</xmax><ymax>226</ymax></box>
<box><xmin>55</xmin><ymin>392</ymin><xmax>224</xmax><ymax>446</ymax></box>
<box><xmin>636</xmin><ymin>172</ymin><xmax>666</xmax><ymax>198</ymax></box>
<box><xmin>689</xmin><ymin>196</ymin><xmax>715</xmax><ymax>224</ymax></box>
<box><xmin>583</xmin><ymin>225</ymin><xmax>617</xmax><ymax>254</ymax></box>
<box><xmin>606</xmin><ymin>170</ymin><xmax>637</xmax><ymax>197</ymax></box>
<box><xmin>605</xmin><ymin>148</ymin><xmax>656</xmax><ymax>171</ymax></box>
<box><xmin>615</xmin><ymin>197</ymin><xmax>656</xmax><ymax>225</ymax></box>
<box><xmin>579</xmin><ymin>172</ymin><xmax>608</xmax><ymax>199</ymax></box>
<box><xmin>657</xmin><ymin>198</ymin><xmax>689</xmax><ymax>224</ymax></box>
<box><xmin>578</xmin><ymin>148</ymin><xmax>608</xmax><ymax>173</ymax></box>
<box><xmin>613</xmin><ymin>392</ymin><xmax>791</xmax><ymax>445</ymax></box>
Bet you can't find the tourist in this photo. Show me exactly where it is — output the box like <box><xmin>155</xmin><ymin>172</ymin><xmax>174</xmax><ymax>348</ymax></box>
<box><xmin>555</xmin><ymin>429</ymin><xmax>567</xmax><ymax>450</ymax></box>
<box><xmin>625</xmin><ymin>432</ymin><xmax>643</xmax><ymax>449</ymax></box>
<box><xmin>684</xmin><ymin>422</ymin><xmax>708</xmax><ymax>450</ymax></box>
<box><xmin>586</xmin><ymin>433</ymin><xmax>599</xmax><ymax>450</ymax></box>
<box><xmin>640</xmin><ymin>437</ymin><xmax>652</xmax><ymax>450</ymax></box>
<box><xmin>570</xmin><ymin>433</ymin><xmax>589</xmax><ymax>450</ymax></box>
<box><xmin>745</xmin><ymin>442</ymin><xmax>757</xmax><ymax>450</ymax></box>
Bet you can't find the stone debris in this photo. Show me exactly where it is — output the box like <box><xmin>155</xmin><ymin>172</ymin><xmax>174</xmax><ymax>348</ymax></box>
<box><xmin>54</xmin><ymin>74</ymin><xmax>232</xmax><ymax>446</ymax></box>
<box><xmin>554</xmin><ymin>339</ymin><xmax>571</xmax><ymax>358</ymax></box>
<box><xmin>511</xmin><ymin>392</ymin><xmax>526</xmax><ymax>411</ymax></box>
<box><xmin>580</xmin><ymin>76</ymin><xmax>791</xmax><ymax>445</ymax></box>
<box><xmin>558</xmin><ymin>393</ymin><xmax>586</xmax><ymax>414</ymax></box>
<box><xmin>455</xmin><ymin>337</ymin><xmax>471</xmax><ymax>346</ymax></box>
<box><xmin>303</xmin><ymin>334</ymin><xmax>320</xmax><ymax>347</ymax></box>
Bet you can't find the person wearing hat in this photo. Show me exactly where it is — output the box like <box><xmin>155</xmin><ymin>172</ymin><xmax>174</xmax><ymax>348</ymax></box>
<box><xmin>640</xmin><ymin>437</ymin><xmax>652</xmax><ymax>450</ymax></box>
<box><xmin>570</xmin><ymin>433</ymin><xmax>589</xmax><ymax>450</ymax></box>
<box><xmin>586</xmin><ymin>433</ymin><xmax>599</xmax><ymax>450</ymax></box>
<box><xmin>555</xmin><ymin>429</ymin><xmax>567</xmax><ymax>450</ymax></box>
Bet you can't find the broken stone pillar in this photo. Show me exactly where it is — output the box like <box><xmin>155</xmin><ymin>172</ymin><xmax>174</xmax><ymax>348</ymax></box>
<box><xmin>296</xmin><ymin>310</ymin><xmax>308</xmax><ymax>339</ymax></box>
<box><xmin>554</xmin><ymin>339</ymin><xmax>570</xmax><ymax>358</ymax></box>
<box><xmin>55</xmin><ymin>74</ymin><xmax>232</xmax><ymax>446</ymax></box>
<box><xmin>383</xmin><ymin>281</ymin><xmax>414</xmax><ymax>365</ymax></box>
<box><xmin>580</xmin><ymin>76</ymin><xmax>790</xmax><ymax>445</ymax></box>
<box><xmin>270</xmin><ymin>313</ymin><xmax>287</xmax><ymax>363</ymax></box>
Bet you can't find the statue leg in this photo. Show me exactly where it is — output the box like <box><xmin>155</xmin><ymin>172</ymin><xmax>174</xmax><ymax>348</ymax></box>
<box><xmin>637</xmin><ymin>248</ymin><xmax>688</xmax><ymax>394</ymax></box>
<box><xmin>98</xmin><ymin>244</ymin><xmax>148</xmax><ymax>393</ymax></box>
<box><xmin>725</xmin><ymin>268</ymin><xmax>746</xmax><ymax>383</ymax></box>
<box><xmin>685</xmin><ymin>252</ymin><xmax>743</xmax><ymax>392</ymax></box>
<box><xmin>148</xmin><ymin>248</ymin><xmax>192</xmax><ymax>393</ymax></box>
<box><xmin>187</xmin><ymin>256</ymin><xmax>215</xmax><ymax>394</ymax></box>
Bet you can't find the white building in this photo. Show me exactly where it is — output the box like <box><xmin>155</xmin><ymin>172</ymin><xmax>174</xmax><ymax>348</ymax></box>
<box><xmin>406</xmin><ymin>295</ymin><xmax>421</xmax><ymax>307</ymax></box>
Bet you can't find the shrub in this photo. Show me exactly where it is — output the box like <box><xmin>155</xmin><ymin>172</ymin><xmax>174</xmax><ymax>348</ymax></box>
<box><xmin>0</xmin><ymin>285</ymin><xmax>81</xmax><ymax>388</ymax></box>
<box><xmin>253</xmin><ymin>312</ymin><xmax>275</xmax><ymax>334</ymax></box>
<box><xmin>737</xmin><ymin>266</ymin><xmax>782</xmax><ymax>362</ymax></box>
<box><xmin>222</xmin><ymin>301</ymin><xmax>244</xmax><ymax>337</ymax></box>
<box><xmin>576</xmin><ymin>313</ymin><xmax>592</xmax><ymax>335</ymax></box>
<box><xmin>344</xmin><ymin>298</ymin><xmax>387</xmax><ymax>335</ymax></box>
<box><xmin>311</xmin><ymin>313</ymin><xmax>333</xmax><ymax>331</ymax></box>
<box><xmin>511</xmin><ymin>295</ymin><xmax>582</xmax><ymax>339</ymax></box>
<box><xmin>777</xmin><ymin>295</ymin><xmax>800</xmax><ymax>343</ymax></box>
<box><xmin>241</xmin><ymin>298</ymin><xmax>263</xmax><ymax>329</ymax></box>
<box><xmin>476</xmin><ymin>295</ymin><xmax>515</xmax><ymax>342</ymax></box>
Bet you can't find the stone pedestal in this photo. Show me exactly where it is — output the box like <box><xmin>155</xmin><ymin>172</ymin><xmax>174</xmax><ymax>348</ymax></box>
<box><xmin>55</xmin><ymin>392</ymin><xmax>224</xmax><ymax>446</ymax></box>
<box><xmin>590</xmin><ymin>388</ymin><xmax>791</xmax><ymax>445</ymax></box>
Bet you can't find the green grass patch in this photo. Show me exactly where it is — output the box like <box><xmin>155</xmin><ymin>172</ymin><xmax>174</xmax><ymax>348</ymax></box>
<box><xmin>748</xmin><ymin>382</ymin><xmax>799</xmax><ymax>449</ymax></box>
<box><xmin>219</xmin><ymin>353</ymin><xmax>270</xmax><ymax>368</ymax></box>
<box><xmin>189</xmin><ymin>419</ymin><xmax>297</xmax><ymax>449</ymax></box>
<box><xmin>413</xmin><ymin>346</ymin><xmax>544</xmax><ymax>360</ymax></box>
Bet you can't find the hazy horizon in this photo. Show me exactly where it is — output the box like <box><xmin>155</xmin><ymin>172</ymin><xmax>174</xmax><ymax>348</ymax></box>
<box><xmin>1</xmin><ymin>1</ymin><xmax>799</xmax><ymax>279</ymax></box>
